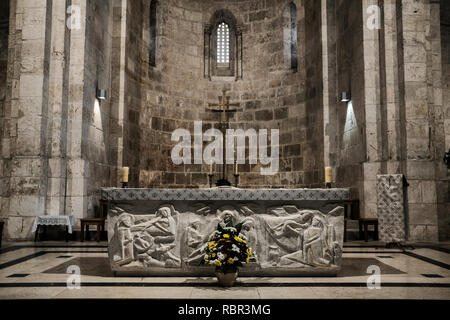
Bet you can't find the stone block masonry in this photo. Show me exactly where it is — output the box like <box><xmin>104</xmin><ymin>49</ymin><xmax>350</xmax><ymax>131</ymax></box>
<box><xmin>0</xmin><ymin>0</ymin><xmax>447</xmax><ymax>242</ymax></box>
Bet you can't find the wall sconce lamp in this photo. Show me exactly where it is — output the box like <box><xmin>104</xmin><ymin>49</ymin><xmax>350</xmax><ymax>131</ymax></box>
<box><xmin>444</xmin><ymin>149</ymin><xmax>450</xmax><ymax>170</ymax></box>
<box><xmin>341</xmin><ymin>91</ymin><xmax>351</xmax><ymax>102</ymax></box>
<box><xmin>96</xmin><ymin>88</ymin><xmax>107</xmax><ymax>100</ymax></box>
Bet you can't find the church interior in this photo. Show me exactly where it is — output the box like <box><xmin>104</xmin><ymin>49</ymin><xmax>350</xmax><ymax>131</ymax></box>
<box><xmin>0</xmin><ymin>0</ymin><xmax>449</xmax><ymax>303</ymax></box>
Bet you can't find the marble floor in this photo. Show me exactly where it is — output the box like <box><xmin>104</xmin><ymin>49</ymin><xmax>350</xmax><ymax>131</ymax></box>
<box><xmin>0</xmin><ymin>240</ymin><xmax>449</xmax><ymax>300</ymax></box>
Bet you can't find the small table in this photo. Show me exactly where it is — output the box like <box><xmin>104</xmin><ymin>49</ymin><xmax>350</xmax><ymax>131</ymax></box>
<box><xmin>32</xmin><ymin>215</ymin><xmax>76</xmax><ymax>242</ymax></box>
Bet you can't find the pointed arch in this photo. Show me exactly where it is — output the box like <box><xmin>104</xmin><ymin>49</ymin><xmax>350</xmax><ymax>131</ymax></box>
<box><xmin>204</xmin><ymin>9</ymin><xmax>243</xmax><ymax>80</ymax></box>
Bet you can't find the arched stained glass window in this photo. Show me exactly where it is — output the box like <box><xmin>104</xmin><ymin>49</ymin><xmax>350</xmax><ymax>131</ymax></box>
<box><xmin>216</xmin><ymin>22</ymin><xmax>230</xmax><ymax>64</ymax></box>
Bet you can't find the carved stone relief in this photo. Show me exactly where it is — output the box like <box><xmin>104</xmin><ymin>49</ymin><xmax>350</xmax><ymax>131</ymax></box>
<box><xmin>108</xmin><ymin>202</ymin><xmax>344</xmax><ymax>273</ymax></box>
<box><xmin>110</xmin><ymin>205</ymin><xmax>181</xmax><ymax>268</ymax></box>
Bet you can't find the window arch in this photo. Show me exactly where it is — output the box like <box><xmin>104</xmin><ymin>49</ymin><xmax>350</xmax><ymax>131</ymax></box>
<box><xmin>204</xmin><ymin>10</ymin><xmax>243</xmax><ymax>80</ymax></box>
<box><xmin>283</xmin><ymin>2</ymin><xmax>298</xmax><ymax>71</ymax></box>
<box><xmin>149</xmin><ymin>0</ymin><xmax>157</xmax><ymax>67</ymax></box>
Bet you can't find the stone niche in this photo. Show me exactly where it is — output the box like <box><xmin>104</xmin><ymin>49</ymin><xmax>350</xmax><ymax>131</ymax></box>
<box><xmin>103</xmin><ymin>188</ymin><xmax>349</xmax><ymax>276</ymax></box>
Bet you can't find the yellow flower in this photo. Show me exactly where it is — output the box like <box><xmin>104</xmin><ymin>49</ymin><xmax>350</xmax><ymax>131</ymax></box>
<box><xmin>215</xmin><ymin>260</ymin><xmax>222</xmax><ymax>266</ymax></box>
<box><xmin>209</xmin><ymin>241</ymin><xmax>217</xmax><ymax>248</ymax></box>
<box><xmin>246</xmin><ymin>248</ymin><xmax>252</xmax><ymax>256</ymax></box>
<box><xmin>228</xmin><ymin>257</ymin><xmax>234</xmax><ymax>264</ymax></box>
<box><xmin>234</xmin><ymin>236</ymin><xmax>242</xmax><ymax>242</ymax></box>
<box><xmin>211</xmin><ymin>253</ymin><xmax>216</xmax><ymax>257</ymax></box>
<box><xmin>246</xmin><ymin>256</ymin><xmax>250</xmax><ymax>263</ymax></box>
<box><xmin>223</xmin><ymin>234</ymin><xmax>230</xmax><ymax>239</ymax></box>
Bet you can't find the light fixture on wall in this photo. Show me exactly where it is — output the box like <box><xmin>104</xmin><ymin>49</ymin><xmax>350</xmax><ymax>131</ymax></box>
<box><xmin>341</xmin><ymin>91</ymin><xmax>351</xmax><ymax>102</ymax></box>
<box><xmin>96</xmin><ymin>88</ymin><xmax>107</xmax><ymax>100</ymax></box>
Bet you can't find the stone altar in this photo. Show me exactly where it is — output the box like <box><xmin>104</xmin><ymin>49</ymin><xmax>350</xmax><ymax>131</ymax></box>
<box><xmin>102</xmin><ymin>188</ymin><xmax>349</xmax><ymax>276</ymax></box>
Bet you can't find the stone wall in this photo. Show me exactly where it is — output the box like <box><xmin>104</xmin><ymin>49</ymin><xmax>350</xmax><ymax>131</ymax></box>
<box><xmin>439</xmin><ymin>0</ymin><xmax>450</xmax><ymax>240</ymax></box>
<box><xmin>0</xmin><ymin>0</ymin><xmax>447</xmax><ymax>241</ymax></box>
<box><xmin>323</xmin><ymin>0</ymin><xmax>448</xmax><ymax>240</ymax></box>
<box><xmin>80</xmin><ymin>0</ymin><xmax>114</xmax><ymax>217</ymax></box>
<box><xmin>332</xmin><ymin>0</ymin><xmax>365</xmax><ymax>204</ymax></box>
<box><xmin>1</xmin><ymin>0</ymin><xmax>52</xmax><ymax>239</ymax></box>
<box><xmin>0</xmin><ymin>0</ymin><xmax>116</xmax><ymax>239</ymax></box>
<box><xmin>122</xmin><ymin>0</ymin><xmax>324</xmax><ymax>189</ymax></box>
<box><xmin>0</xmin><ymin>0</ymin><xmax>9</xmax><ymax>220</ymax></box>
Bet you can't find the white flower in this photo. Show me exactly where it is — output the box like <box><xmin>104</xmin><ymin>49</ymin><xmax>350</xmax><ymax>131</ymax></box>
<box><xmin>224</xmin><ymin>227</ymin><xmax>237</xmax><ymax>233</ymax></box>
<box><xmin>232</xmin><ymin>244</ymin><xmax>240</xmax><ymax>252</ymax></box>
<box><xmin>217</xmin><ymin>252</ymin><xmax>225</xmax><ymax>260</ymax></box>
<box><xmin>238</xmin><ymin>233</ymin><xmax>247</xmax><ymax>240</ymax></box>
<box><xmin>204</xmin><ymin>254</ymin><xmax>209</xmax><ymax>260</ymax></box>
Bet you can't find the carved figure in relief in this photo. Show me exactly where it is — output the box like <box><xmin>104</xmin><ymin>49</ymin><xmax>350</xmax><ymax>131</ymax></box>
<box><xmin>134</xmin><ymin>232</ymin><xmax>180</xmax><ymax>267</ymax></box>
<box><xmin>114</xmin><ymin>213</ymin><xmax>135</xmax><ymax>265</ymax></box>
<box><xmin>266</xmin><ymin>211</ymin><xmax>312</xmax><ymax>257</ymax></box>
<box><xmin>216</xmin><ymin>209</ymin><xmax>237</xmax><ymax>227</ymax></box>
<box><xmin>131</xmin><ymin>206</ymin><xmax>177</xmax><ymax>244</ymax></box>
<box><xmin>265</xmin><ymin>209</ymin><xmax>341</xmax><ymax>267</ymax></box>
<box><xmin>186</xmin><ymin>209</ymin><xmax>239</xmax><ymax>265</ymax></box>
<box><xmin>303</xmin><ymin>217</ymin><xmax>329</xmax><ymax>265</ymax></box>
<box><xmin>112</xmin><ymin>205</ymin><xmax>180</xmax><ymax>268</ymax></box>
<box><xmin>240</xmin><ymin>217</ymin><xmax>258</xmax><ymax>262</ymax></box>
<box><xmin>187</xmin><ymin>219</ymin><xmax>203</xmax><ymax>250</ymax></box>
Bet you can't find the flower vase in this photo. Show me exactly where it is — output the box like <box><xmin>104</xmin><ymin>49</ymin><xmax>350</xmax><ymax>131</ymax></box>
<box><xmin>215</xmin><ymin>270</ymin><xmax>238</xmax><ymax>287</ymax></box>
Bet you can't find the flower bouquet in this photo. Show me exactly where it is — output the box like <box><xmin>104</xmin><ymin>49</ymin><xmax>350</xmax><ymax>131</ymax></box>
<box><xmin>201</xmin><ymin>222</ymin><xmax>253</xmax><ymax>286</ymax></box>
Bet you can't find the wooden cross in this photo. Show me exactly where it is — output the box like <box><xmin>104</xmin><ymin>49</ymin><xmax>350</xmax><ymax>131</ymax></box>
<box><xmin>206</xmin><ymin>89</ymin><xmax>241</xmax><ymax>185</ymax></box>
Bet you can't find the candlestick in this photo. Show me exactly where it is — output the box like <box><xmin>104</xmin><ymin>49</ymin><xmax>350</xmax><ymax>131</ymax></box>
<box><xmin>122</xmin><ymin>167</ymin><xmax>129</xmax><ymax>188</ymax></box>
<box><xmin>325</xmin><ymin>166</ymin><xmax>332</xmax><ymax>188</ymax></box>
<box><xmin>209</xmin><ymin>163</ymin><xmax>213</xmax><ymax>175</ymax></box>
<box><xmin>234</xmin><ymin>161</ymin><xmax>238</xmax><ymax>175</ymax></box>
<box><xmin>208</xmin><ymin>173</ymin><xmax>214</xmax><ymax>188</ymax></box>
<box><xmin>234</xmin><ymin>173</ymin><xmax>240</xmax><ymax>188</ymax></box>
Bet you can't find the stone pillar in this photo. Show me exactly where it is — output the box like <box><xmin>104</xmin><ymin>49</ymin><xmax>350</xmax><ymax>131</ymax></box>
<box><xmin>400</xmin><ymin>0</ymin><xmax>440</xmax><ymax>241</ymax></box>
<box><xmin>382</xmin><ymin>0</ymin><xmax>404</xmax><ymax>171</ymax></box>
<box><xmin>360</xmin><ymin>0</ymin><xmax>384</xmax><ymax>219</ymax></box>
<box><xmin>65</xmin><ymin>0</ymin><xmax>89</xmax><ymax>221</ymax></box>
<box><xmin>322</xmin><ymin>0</ymin><xmax>338</xmax><ymax>172</ymax></box>
<box><xmin>3</xmin><ymin>0</ymin><xmax>51</xmax><ymax>239</ymax></box>
<box><xmin>439</xmin><ymin>0</ymin><xmax>450</xmax><ymax>240</ymax></box>
<box><xmin>45</xmin><ymin>0</ymin><xmax>69</xmax><ymax>216</ymax></box>
<box><xmin>110</xmin><ymin>0</ymin><xmax>128</xmax><ymax>185</ymax></box>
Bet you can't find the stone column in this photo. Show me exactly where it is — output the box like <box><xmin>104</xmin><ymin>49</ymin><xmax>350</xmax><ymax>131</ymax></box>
<box><xmin>361</xmin><ymin>0</ymin><xmax>384</xmax><ymax>219</ymax></box>
<box><xmin>3</xmin><ymin>0</ymin><xmax>51</xmax><ymax>239</ymax></box>
<box><xmin>400</xmin><ymin>0</ymin><xmax>440</xmax><ymax>241</ymax></box>
<box><xmin>439</xmin><ymin>0</ymin><xmax>450</xmax><ymax>240</ymax></box>
<box><xmin>65</xmin><ymin>0</ymin><xmax>88</xmax><ymax>221</ymax></box>
<box><xmin>321</xmin><ymin>0</ymin><xmax>338</xmax><ymax>171</ymax></box>
<box><xmin>45</xmin><ymin>0</ymin><xmax>69</xmax><ymax>216</ymax></box>
<box><xmin>110</xmin><ymin>0</ymin><xmax>128</xmax><ymax>185</ymax></box>
<box><xmin>383</xmin><ymin>0</ymin><xmax>404</xmax><ymax>172</ymax></box>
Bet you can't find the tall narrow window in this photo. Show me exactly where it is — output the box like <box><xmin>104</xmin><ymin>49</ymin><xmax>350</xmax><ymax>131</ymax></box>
<box><xmin>289</xmin><ymin>3</ymin><xmax>298</xmax><ymax>70</ymax></box>
<box><xmin>149</xmin><ymin>0</ymin><xmax>157</xmax><ymax>67</ymax></box>
<box><xmin>283</xmin><ymin>2</ymin><xmax>298</xmax><ymax>71</ymax></box>
<box><xmin>217</xmin><ymin>22</ymin><xmax>230</xmax><ymax>64</ymax></box>
<box><xmin>204</xmin><ymin>9</ymin><xmax>242</xmax><ymax>79</ymax></box>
